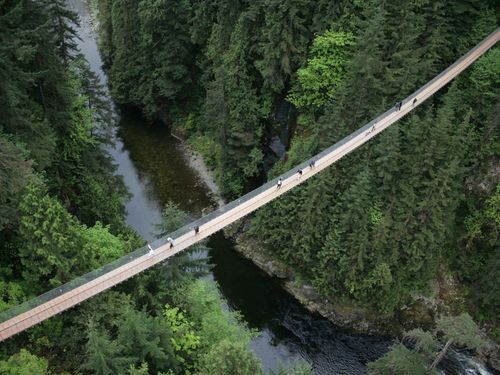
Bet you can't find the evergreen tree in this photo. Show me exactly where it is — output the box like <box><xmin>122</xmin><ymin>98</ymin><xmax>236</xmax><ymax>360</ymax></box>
<box><xmin>136</xmin><ymin>0</ymin><xmax>193</xmax><ymax>118</ymax></box>
<box><xmin>116</xmin><ymin>308</ymin><xmax>179</xmax><ymax>374</ymax></box>
<box><xmin>256</xmin><ymin>0</ymin><xmax>311</xmax><ymax>93</ymax></box>
<box><xmin>0</xmin><ymin>136</ymin><xmax>32</xmax><ymax>232</ymax></box>
<box><xmin>83</xmin><ymin>323</ymin><xmax>133</xmax><ymax>375</ymax></box>
<box><xmin>367</xmin><ymin>314</ymin><xmax>487</xmax><ymax>374</ymax></box>
<box><xmin>18</xmin><ymin>183</ymin><xmax>89</xmax><ymax>290</ymax></box>
<box><xmin>108</xmin><ymin>0</ymin><xmax>142</xmax><ymax>105</ymax></box>
<box><xmin>42</xmin><ymin>0</ymin><xmax>80</xmax><ymax>64</ymax></box>
<box><xmin>205</xmin><ymin>14</ymin><xmax>263</xmax><ymax>196</ymax></box>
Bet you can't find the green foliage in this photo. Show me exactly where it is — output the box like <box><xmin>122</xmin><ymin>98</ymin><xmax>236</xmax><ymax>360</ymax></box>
<box><xmin>116</xmin><ymin>309</ymin><xmax>179</xmax><ymax>374</ymax></box>
<box><xmin>464</xmin><ymin>184</ymin><xmax>499</xmax><ymax>249</ymax></box>
<box><xmin>43</xmin><ymin>0</ymin><xmax>80</xmax><ymax>64</ymax></box>
<box><xmin>2</xmin><ymin>0</ymin><xmax>499</xmax><ymax>372</ymax></box>
<box><xmin>164</xmin><ymin>305</ymin><xmax>201</xmax><ymax>371</ymax></box>
<box><xmin>174</xmin><ymin>280</ymin><xmax>255</xmax><ymax>354</ymax></box>
<box><xmin>256</xmin><ymin>0</ymin><xmax>311</xmax><ymax>93</ymax></box>
<box><xmin>0</xmin><ymin>280</ymin><xmax>25</xmax><ymax>313</ymax></box>
<box><xmin>135</xmin><ymin>0</ymin><xmax>193</xmax><ymax>117</ymax></box>
<box><xmin>18</xmin><ymin>183</ymin><xmax>128</xmax><ymax>291</ymax></box>
<box><xmin>0</xmin><ymin>136</ymin><xmax>33</xmax><ymax>231</ymax></box>
<box><xmin>82</xmin><ymin>221</ymin><xmax>126</xmax><ymax>266</ymax></box>
<box><xmin>128</xmin><ymin>362</ymin><xmax>149</xmax><ymax>375</ymax></box>
<box><xmin>0</xmin><ymin>349</ymin><xmax>49</xmax><ymax>375</ymax></box>
<box><xmin>436</xmin><ymin>313</ymin><xmax>487</xmax><ymax>350</ymax></box>
<box><xmin>188</xmin><ymin>134</ymin><xmax>221</xmax><ymax>170</ymax></box>
<box><xmin>288</xmin><ymin>30</ymin><xmax>354</xmax><ymax>109</ymax></box>
<box><xmin>18</xmin><ymin>183</ymin><xmax>90</xmax><ymax>290</ymax></box>
<box><xmin>252</xmin><ymin>10</ymin><xmax>497</xmax><ymax>313</ymax></box>
<box><xmin>196</xmin><ymin>340</ymin><xmax>262</xmax><ymax>375</ymax></box>
<box><xmin>367</xmin><ymin>344</ymin><xmax>436</xmax><ymax>375</ymax></box>
<box><xmin>403</xmin><ymin>329</ymin><xmax>438</xmax><ymax>359</ymax></box>
<box><xmin>368</xmin><ymin>314</ymin><xmax>487</xmax><ymax>374</ymax></box>
<box><xmin>204</xmin><ymin>14</ymin><xmax>264</xmax><ymax>196</ymax></box>
<box><xmin>98</xmin><ymin>0</ymin><xmax>194</xmax><ymax>118</ymax></box>
<box><xmin>83</xmin><ymin>323</ymin><xmax>132</xmax><ymax>375</ymax></box>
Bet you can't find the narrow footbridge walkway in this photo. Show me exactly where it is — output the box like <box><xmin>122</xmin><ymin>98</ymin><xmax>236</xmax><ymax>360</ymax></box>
<box><xmin>1</xmin><ymin>28</ymin><xmax>498</xmax><ymax>342</ymax></box>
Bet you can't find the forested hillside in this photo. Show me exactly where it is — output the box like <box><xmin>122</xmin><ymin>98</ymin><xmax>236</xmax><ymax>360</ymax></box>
<box><xmin>96</xmin><ymin>0</ymin><xmax>499</xmax><ymax>338</ymax></box>
<box><xmin>1</xmin><ymin>1</ymin><xmax>313</xmax><ymax>374</ymax></box>
<box><xmin>1</xmin><ymin>0</ymin><xmax>498</xmax><ymax>373</ymax></box>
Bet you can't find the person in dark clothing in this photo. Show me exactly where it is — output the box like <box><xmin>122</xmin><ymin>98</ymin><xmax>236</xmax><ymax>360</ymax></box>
<box><xmin>309</xmin><ymin>159</ymin><xmax>316</xmax><ymax>169</ymax></box>
<box><xmin>395</xmin><ymin>101</ymin><xmax>402</xmax><ymax>111</ymax></box>
<box><xmin>297</xmin><ymin>169</ymin><xmax>303</xmax><ymax>179</ymax></box>
<box><xmin>412</xmin><ymin>98</ymin><xmax>418</xmax><ymax>106</ymax></box>
<box><xmin>194</xmin><ymin>226</ymin><xmax>199</xmax><ymax>235</ymax></box>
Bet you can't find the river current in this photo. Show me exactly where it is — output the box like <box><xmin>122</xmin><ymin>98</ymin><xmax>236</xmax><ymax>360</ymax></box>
<box><xmin>66</xmin><ymin>1</ymin><xmax>490</xmax><ymax>374</ymax></box>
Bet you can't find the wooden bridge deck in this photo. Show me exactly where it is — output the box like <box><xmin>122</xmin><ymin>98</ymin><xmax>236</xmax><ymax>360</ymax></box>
<box><xmin>1</xmin><ymin>27</ymin><xmax>498</xmax><ymax>342</ymax></box>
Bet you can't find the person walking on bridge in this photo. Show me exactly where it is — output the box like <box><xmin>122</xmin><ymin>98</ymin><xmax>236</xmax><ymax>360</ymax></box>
<box><xmin>167</xmin><ymin>237</ymin><xmax>174</xmax><ymax>249</ymax></box>
<box><xmin>395</xmin><ymin>101</ymin><xmax>402</xmax><ymax>111</ymax></box>
<box><xmin>309</xmin><ymin>159</ymin><xmax>316</xmax><ymax>169</ymax></box>
<box><xmin>148</xmin><ymin>244</ymin><xmax>155</xmax><ymax>256</ymax></box>
<box><xmin>276</xmin><ymin>177</ymin><xmax>283</xmax><ymax>189</ymax></box>
<box><xmin>297</xmin><ymin>169</ymin><xmax>302</xmax><ymax>180</ymax></box>
<box><xmin>194</xmin><ymin>226</ymin><xmax>199</xmax><ymax>235</ymax></box>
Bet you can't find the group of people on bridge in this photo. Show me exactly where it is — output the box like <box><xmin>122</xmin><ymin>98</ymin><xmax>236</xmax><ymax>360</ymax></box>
<box><xmin>276</xmin><ymin>159</ymin><xmax>315</xmax><ymax>190</ymax></box>
<box><xmin>148</xmin><ymin>226</ymin><xmax>200</xmax><ymax>256</ymax></box>
<box><xmin>147</xmin><ymin>94</ymin><xmax>420</xmax><ymax>258</ymax></box>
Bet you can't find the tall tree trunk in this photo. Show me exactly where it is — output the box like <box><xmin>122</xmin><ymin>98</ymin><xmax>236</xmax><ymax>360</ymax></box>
<box><xmin>429</xmin><ymin>338</ymin><xmax>453</xmax><ymax>370</ymax></box>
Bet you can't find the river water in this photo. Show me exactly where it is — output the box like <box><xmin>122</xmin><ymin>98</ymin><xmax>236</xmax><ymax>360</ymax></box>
<box><xmin>67</xmin><ymin>1</ymin><xmax>488</xmax><ymax>374</ymax></box>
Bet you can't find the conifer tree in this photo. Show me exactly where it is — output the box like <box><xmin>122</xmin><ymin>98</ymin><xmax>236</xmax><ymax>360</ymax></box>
<box><xmin>116</xmin><ymin>309</ymin><xmax>179</xmax><ymax>374</ymax></box>
<box><xmin>256</xmin><ymin>0</ymin><xmax>311</xmax><ymax>93</ymax></box>
<box><xmin>41</xmin><ymin>0</ymin><xmax>80</xmax><ymax>64</ymax></box>
<box><xmin>136</xmin><ymin>0</ymin><xmax>193</xmax><ymax>118</ymax></box>
<box><xmin>84</xmin><ymin>323</ymin><xmax>133</xmax><ymax>375</ymax></box>
<box><xmin>18</xmin><ymin>183</ymin><xmax>89</xmax><ymax>290</ymax></box>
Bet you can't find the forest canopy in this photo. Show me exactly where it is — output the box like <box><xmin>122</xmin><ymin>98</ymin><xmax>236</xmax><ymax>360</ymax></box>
<box><xmin>96</xmin><ymin>0</ymin><xmax>499</xmax><ymax>326</ymax></box>
<box><xmin>0</xmin><ymin>0</ymin><xmax>498</xmax><ymax>373</ymax></box>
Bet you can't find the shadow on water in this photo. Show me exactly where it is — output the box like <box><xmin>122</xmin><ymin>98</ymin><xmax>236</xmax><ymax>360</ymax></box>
<box><xmin>208</xmin><ymin>232</ymin><xmax>391</xmax><ymax>374</ymax></box>
<box><xmin>116</xmin><ymin>106</ymin><xmax>211</xmax><ymax>215</ymax></box>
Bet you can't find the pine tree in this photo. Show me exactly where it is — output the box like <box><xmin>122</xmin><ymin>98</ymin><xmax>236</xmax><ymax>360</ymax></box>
<box><xmin>136</xmin><ymin>0</ymin><xmax>194</xmax><ymax>118</ymax></box>
<box><xmin>41</xmin><ymin>0</ymin><xmax>80</xmax><ymax>64</ymax></box>
<box><xmin>367</xmin><ymin>314</ymin><xmax>487</xmax><ymax>374</ymax></box>
<box><xmin>0</xmin><ymin>136</ymin><xmax>32</xmax><ymax>232</ymax></box>
<box><xmin>108</xmin><ymin>0</ymin><xmax>142</xmax><ymax>104</ymax></box>
<box><xmin>256</xmin><ymin>0</ymin><xmax>311</xmax><ymax>93</ymax></box>
<box><xmin>83</xmin><ymin>322</ymin><xmax>133</xmax><ymax>375</ymax></box>
<box><xmin>205</xmin><ymin>14</ymin><xmax>263</xmax><ymax>196</ymax></box>
<box><xmin>116</xmin><ymin>309</ymin><xmax>179</xmax><ymax>374</ymax></box>
<box><xmin>18</xmin><ymin>183</ymin><xmax>90</xmax><ymax>291</ymax></box>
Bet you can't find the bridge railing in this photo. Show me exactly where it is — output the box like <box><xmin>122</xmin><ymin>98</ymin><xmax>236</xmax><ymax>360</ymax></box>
<box><xmin>1</xmin><ymin>27</ymin><xmax>498</xmax><ymax>327</ymax></box>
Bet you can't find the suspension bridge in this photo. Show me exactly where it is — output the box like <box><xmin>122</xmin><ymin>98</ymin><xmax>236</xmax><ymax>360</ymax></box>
<box><xmin>1</xmin><ymin>28</ymin><xmax>498</xmax><ymax>342</ymax></box>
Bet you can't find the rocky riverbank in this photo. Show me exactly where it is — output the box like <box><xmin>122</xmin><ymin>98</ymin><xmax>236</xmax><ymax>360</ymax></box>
<box><xmin>223</xmin><ymin>222</ymin><xmax>402</xmax><ymax>335</ymax></box>
<box><xmin>223</xmin><ymin>221</ymin><xmax>500</xmax><ymax>373</ymax></box>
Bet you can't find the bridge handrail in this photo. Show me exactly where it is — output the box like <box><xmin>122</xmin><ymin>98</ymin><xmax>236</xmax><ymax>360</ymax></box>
<box><xmin>0</xmin><ymin>27</ymin><xmax>498</xmax><ymax>333</ymax></box>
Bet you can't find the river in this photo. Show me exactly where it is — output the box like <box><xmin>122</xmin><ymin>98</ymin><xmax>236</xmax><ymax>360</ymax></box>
<box><xmin>67</xmin><ymin>1</ymin><xmax>489</xmax><ymax>374</ymax></box>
